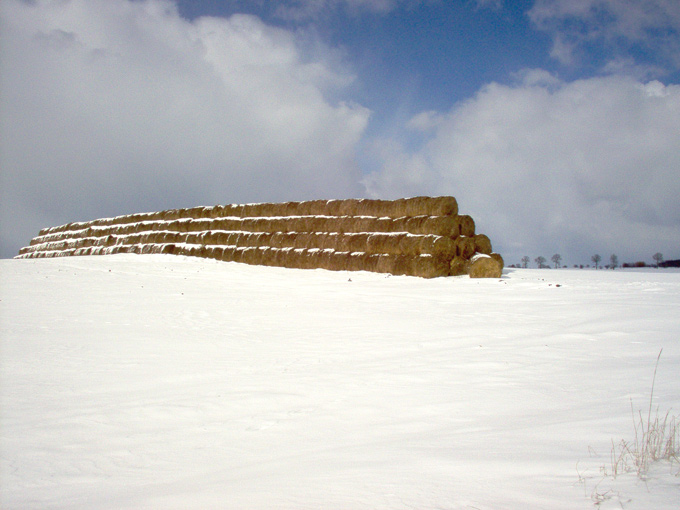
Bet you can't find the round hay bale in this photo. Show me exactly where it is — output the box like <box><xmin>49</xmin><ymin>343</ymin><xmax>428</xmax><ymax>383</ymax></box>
<box><xmin>267</xmin><ymin>232</ymin><xmax>284</xmax><ymax>249</ymax></box>
<box><xmin>367</xmin><ymin>233</ymin><xmax>405</xmax><ymax>255</ymax></box>
<box><xmin>315</xmin><ymin>249</ymin><xmax>333</xmax><ymax>270</ymax></box>
<box><xmin>402</xmin><ymin>197</ymin><xmax>433</xmax><ymax>217</ymax></box>
<box><xmin>411</xmin><ymin>255</ymin><xmax>450</xmax><ymax>278</ymax></box>
<box><xmin>473</xmin><ymin>234</ymin><xmax>493</xmax><ymax>255</ymax></box>
<box><xmin>431</xmin><ymin>235</ymin><xmax>456</xmax><ymax>259</ymax></box>
<box><xmin>220</xmin><ymin>246</ymin><xmax>236</xmax><ymax>262</ymax></box>
<box><xmin>335</xmin><ymin>234</ymin><xmax>352</xmax><ymax>253</ymax></box>
<box><xmin>225</xmin><ymin>232</ymin><xmax>241</xmax><ymax>247</ymax></box>
<box><xmin>270</xmin><ymin>248</ymin><xmax>287</xmax><ymax>267</ymax></box>
<box><xmin>324</xmin><ymin>200</ymin><xmax>342</xmax><ymax>216</ymax></box>
<box><xmin>161</xmin><ymin>244</ymin><xmax>177</xmax><ymax>255</ymax></box>
<box><xmin>449</xmin><ymin>256</ymin><xmax>470</xmax><ymax>276</ymax></box>
<box><xmin>319</xmin><ymin>233</ymin><xmax>340</xmax><ymax>251</ymax></box>
<box><xmin>295</xmin><ymin>201</ymin><xmax>314</xmax><ymax>216</ymax></box>
<box><xmin>404</xmin><ymin>216</ymin><xmax>429</xmax><ymax>235</ymax></box>
<box><xmin>240</xmin><ymin>247</ymin><xmax>260</xmax><ymax>265</ymax></box>
<box><xmin>455</xmin><ymin>236</ymin><xmax>476</xmax><ymax>259</ymax></box>
<box><xmin>255</xmin><ymin>232</ymin><xmax>273</xmax><ymax>248</ymax></box>
<box><xmin>455</xmin><ymin>215</ymin><xmax>475</xmax><ymax>237</ymax></box>
<box><xmin>280</xmin><ymin>201</ymin><xmax>299</xmax><ymax>216</ymax></box>
<box><xmin>468</xmin><ymin>254</ymin><xmax>502</xmax><ymax>278</ymax></box>
<box><xmin>429</xmin><ymin>196</ymin><xmax>458</xmax><ymax>217</ymax></box>
<box><xmin>490</xmin><ymin>252</ymin><xmax>504</xmax><ymax>270</ymax></box>
<box><xmin>346</xmin><ymin>252</ymin><xmax>368</xmax><ymax>272</ymax></box>
<box><xmin>259</xmin><ymin>247</ymin><xmax>276</xmax><ymax>266</ymax></box>
<box><xmin>385</xmin><ymin>198</ymin><xmax>405</xmax><ymax>218</ymax></box>
<box><xmin>396</xmin><ymin>234</ymin><xmax>424</xmax><ymax>256</ymax></box>
<box><xmin>422</xmin><ymin>215</ymin><xmax>459</xmax><ymax>237</ymax></box>
<box><xmin>307</xmin><ymin>216</ymin><xmax>329</xmax><ymax>233</ymax></box>
<box><xmin>346</xmin><ymin>233</ymin><xmax>369</xmax><ymax>253</ymax></box>
<box><xmin>338</xmin><ymin>199</ymin><xmax>359</xmax><ymax>216</ymax></box>
<box><xmin>293</xmin><ymin>232</ymin><xmax>311</xmax><ymax>249</ymax></box>
<box><xmin>330</xmin><ymin>251</ymin><xmax>352</xmax><ymax>272</ymax></box>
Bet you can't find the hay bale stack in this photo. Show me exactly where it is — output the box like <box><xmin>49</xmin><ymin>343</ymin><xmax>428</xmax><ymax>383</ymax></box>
<box><xmin>16</xmin><ymin>195</ymin><xmax>500</xmax><ymax>278</ymax></box>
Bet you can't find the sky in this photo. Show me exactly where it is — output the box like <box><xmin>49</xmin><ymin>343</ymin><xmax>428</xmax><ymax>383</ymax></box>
<box><xmin>1</xmin><ymin>0</ymin><xmax>679</xmax><ymax>266</ymax></box>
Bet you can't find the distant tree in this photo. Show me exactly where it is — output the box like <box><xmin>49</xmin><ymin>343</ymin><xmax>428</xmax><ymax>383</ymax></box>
<box><xmin>521</xmin><ymin>256</ymin><xmax>530</xmax><ymax>269</ymax></box>
<box><xmin>551</xmin><ymin>253</ymin><xmax>562</xmax><ymax>269</ymax></box>
<box><xmin>653</xmin><ymin>252</ymin><xmax>664</xmax><ymax>267</ymax></box>
<box><xmin>592</xmin><ymin>254</ymin><xmax>601</xmax><ymax>269</ymax></box>
<box><xmin>610</xmin><ymin>254</ymin><xmax>618</xmax><ymax>270</ymax></box>
<box><xmin>535</xmin><ymin>255</ymin><xmax>547</xmax><ymax>268</ymax></box>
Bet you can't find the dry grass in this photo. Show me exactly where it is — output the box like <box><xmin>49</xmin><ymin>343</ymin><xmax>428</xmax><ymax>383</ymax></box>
<box><xmin>607</xmin><ymin>350</ymin><xmax>679</xmax><ymax>480</ymax></box>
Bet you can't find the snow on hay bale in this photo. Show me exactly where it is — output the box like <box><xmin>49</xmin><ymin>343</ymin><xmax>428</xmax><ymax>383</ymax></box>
<box><xmin>17</xmin><ymin>196</ymin><xmax>501</xmax><ymax>278</ymax></box>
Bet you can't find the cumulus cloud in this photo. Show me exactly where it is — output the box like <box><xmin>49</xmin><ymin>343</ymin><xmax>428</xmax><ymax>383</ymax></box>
<box><xmin>0</xmin><ymin>0</ymin><xmax>369</xmax><ymax>257</ymax></box>
<box><xmin>529</xmin><ymin>0</ymin><xmax>680</xmax><ymax>73</ymax></box>
<box><xmin>364</xmin><ymin>73</ymin><xmax>680</xmax><ymax>265</ymax></box>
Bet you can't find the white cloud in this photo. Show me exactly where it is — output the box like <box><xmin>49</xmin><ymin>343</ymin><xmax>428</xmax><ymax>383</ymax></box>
<box><xmin>529</xmin><ymin>0</ymin><xmax>680</xmax><ymax>72</ymax></box>
<box><xmin>364</xmin><ymin>73</ymin><xmax>680</xmax><ymax>265</ymax></box>
<box><xmin>0</xmin><ymin>0</ymin><xmax>369</xmax><ymax>256</ymax></box>
<box><xmin>273</xmin><ymin>0</ymin><xmax>425</xmax><ymax>20</ymax></box>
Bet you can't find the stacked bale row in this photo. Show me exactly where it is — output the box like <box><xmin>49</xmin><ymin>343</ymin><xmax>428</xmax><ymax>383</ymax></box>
<box><xmin>17</xmin><ymin>197</ymin><xmax>503</xmax><ymax>278</ymax></box>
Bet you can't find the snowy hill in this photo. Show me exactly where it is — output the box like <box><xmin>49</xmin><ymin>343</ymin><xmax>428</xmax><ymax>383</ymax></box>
<box><xmin>1</xmin><ymin>255</ymin><xmax>679</xmax><ymax>509</ymax></box>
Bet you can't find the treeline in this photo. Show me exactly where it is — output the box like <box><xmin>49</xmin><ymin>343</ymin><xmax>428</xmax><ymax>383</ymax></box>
<box><xmin>509</xmin><ymin>252</ymin><xmax>673</xmax><ymax>269</ymax></box>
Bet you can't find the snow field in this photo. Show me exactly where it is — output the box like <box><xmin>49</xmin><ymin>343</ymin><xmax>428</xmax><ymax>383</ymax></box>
<box><xmin>1</xmin><ymin>255</ymin><xmax>679</xmax><ymax>509</ymax></box>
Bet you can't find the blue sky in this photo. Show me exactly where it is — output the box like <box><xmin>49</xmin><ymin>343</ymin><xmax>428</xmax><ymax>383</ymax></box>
<box><xmin>1</xmin><ymin>0</ymin><xmax>679</xmax><ymax>266</ymax></box>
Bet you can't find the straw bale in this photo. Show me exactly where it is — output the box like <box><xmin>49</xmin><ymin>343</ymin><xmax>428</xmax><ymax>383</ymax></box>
<box><xmin>335</xmin><ymin>199</ymin><xmax>356</xmax><ymax>216</ymax></box>
<box><xmin>491</xmin><ymin>252</ymin><xmax>504</xmax><ymax>270</ymax></box>
<box><xmin>207</xmin><ymin>205</ymin><xmax>227</xmax><ymax>218</ymax></box>
<box><xmin>278</xmin><ymin>201</ymin><xmax>298</xmax><ymax>216</ymax></box>
<box><xmin>161</xmin><ymin>244</ymin><xmax>177</xmax><ymax>255</ymax></box>
<box><xmin>305</xmin><ymin>233</ymin><xmax>325</xmax><ymax>250</ymax></box>
<box><xmin>294</xmin><ymin>249</ymin><xmax>315</xmax><ymax>270</ymax></box>
<box><xmin>267</xmin><ymin>248</ymin><xmax>284</xmax><ymax>267</ymax></box>
<box><xmin>455</xmin><ymin>236</ymin><xmax>476</xmax><ymax>259</ymax></box>
<box><xmin>369</xmin><ymin>217</ymin><xmax>390</xmax><ymax>232</ymax></box>
<box><xmin>449</xmin><ymin>256</ymin><xmax>470</xmax><ymax>276</ymax></box>
<box><xmin>468</xmin><ymin>254</ymin><xmax>502</xmax><ymax>278</ymax></box>
<box><xmin>346</xmin><ymin>233</ymin><xmax>369</xmax><ymax>253</ymax></box>
<box><xmin>267</xmin><ymin>232</ymin><xmax>286</xmax><ymax>249</ymax></box>
<box><xmin>324</xmin><ymin>200</ymin><xmax>342</xmax><ymax>216</ymax></box>
<box><xmin>405</xmin><ymin>216</ymin><xmax>429</xmax><ymax>235</ymax></box>
<box><xmin>255</xmin><ymin>232</ymin><xmax>274</xmax><ymax>248</ymax></box>
<box><xmin>238</xmin><ymin>247</ymin><xmax>258</xmax><ymax>265</ymax></box>
<box><xmin>292</xmin><ymin>232</ymin><xmax>311</xmax><ymax>249</ymax></box>
<box><xmin>313</xmin><ymin>249</ymin><xmax>332</xmax><ymax>270</ymax></box>
<box><xmin>329</xmin><ymin>251</ymin><xmax>350</xmax><ymax>272</ymax></box>
<box><xmin>221</xmin><ymin>232</ymin><xmax>238</xmax><ymax>246</ymax></box>
<box><xmin>455</xmin><ymin>215</ymin><xmax>475</xmax><ymax>237</ymax></box>
<box><xmin>411</xmin><ymin>255</ymin><xmax>450</xmax><ymax>278</ymax></box>
<box><xmin>309</xmin><ymin>200</ymin><xmax>329</xmax><ymax>216</ymax></box>
<box><xmin>473</xmin><ymin>234</ymin><xmax>492</xmax><ymax>255</ymax></box>
<box><xmin>344</xmin><ymin>252</ymin><xmax>365</xmax><ymax>272</ymax></box>
<box><xmin>431</xmin><ymin>235</ymin><xmax>456</xmax><ymax>259</ymax></box>
<box><xmin>366</xmin><ymin>233</ymin><xmax>402</xmax><ymax>255</ymax></box>
<box><xmin>247</xmin><ymin>217</ymin><xmax>269</xmax><ymax>232</ymax></box>
<box><xmin>422</xmin><ymin>216</ymin><xmax>459</xmax><ymax>237</ymax></box>
<box><xmin>305</xmin><ymin>216</ymin><xmax>327</xmax><ymax>233</ymax></box>
<box><xmin>220</xmin><ymin>246</ymin><xmax>236</xmax><ymax>262</ymax></box>
<box><xmin>393</xmin><ymin>254</ymin><xmax>416</xmax><ymax>275</ymax></box>
<box><xmin>297</xmin><ymin>201</ymin><xmax>318</xmax><ymax>216</ymax></box>
<box><xmin>374</xmin><ymin>254</ymin><xmax>402</xmax><ymax>275</ymax></box>
<box><xmin>396</xmin><ymin>234</ymin><xmax>426</xmax><ymax>256</ymax></box>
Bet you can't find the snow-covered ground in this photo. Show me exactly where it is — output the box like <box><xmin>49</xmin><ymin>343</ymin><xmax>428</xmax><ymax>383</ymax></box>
<box><xmin>1</xmin><ymin>254</ymin><xmax>679</xmax><ymax>509</ymax></box>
